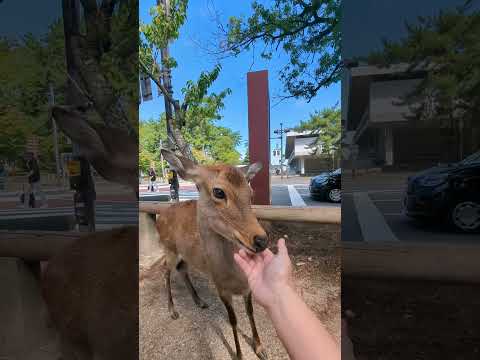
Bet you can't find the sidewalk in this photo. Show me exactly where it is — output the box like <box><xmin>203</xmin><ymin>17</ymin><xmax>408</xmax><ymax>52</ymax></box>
<box><xmin>342</xmin><ymin>171</ymin><xmax>413</xmax><ymax>193</ymax></box>
<box><xmin>270</xmin><ymin>174</ymin><xmax>311</xmax><ymax>185</ymax></box>
<box><xmin>0</xmin><ymin>187</ymin><xmax>71</xmax><ymax>198</ymax></box>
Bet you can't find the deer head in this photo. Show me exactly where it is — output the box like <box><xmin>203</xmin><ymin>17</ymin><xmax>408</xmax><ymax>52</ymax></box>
<box><xmin>161</xmin><ymin>149</ymin><xmax>268</xmax><ymax>253</ymax></box>
<box><xmin>52</xmin><ymin>105</ymin><xmax>138</xmax><ymax>197</ymax></box>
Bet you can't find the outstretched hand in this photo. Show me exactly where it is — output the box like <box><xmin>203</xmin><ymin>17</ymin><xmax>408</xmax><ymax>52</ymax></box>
<box><xmin>234</xmin><ymin>238</ymin><xmax>293</xmax><ymax>310</ymax></box>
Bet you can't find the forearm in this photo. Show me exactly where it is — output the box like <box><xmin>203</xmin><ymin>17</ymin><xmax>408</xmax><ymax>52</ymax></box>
<box><xmin>267</xmin><ymin>285</ymin><xmax>340</xmax><ymax>360</ymax></box>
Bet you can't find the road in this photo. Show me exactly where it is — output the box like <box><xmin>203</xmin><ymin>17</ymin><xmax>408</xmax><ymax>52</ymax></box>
<box><xmin>7</xmin><ymin>173</ymin><xmax>472</xmax><ymax>245</ymax></box>
<box><xmin>0</xmin><ymin>201</ymin><xmax>137</xmax><ymax>230</ymax></box>
<box><xmin>140</xmin><ymin>176</ymin><xmax>341</xmax><ymax>208</ymax></box>
<box><xmin>342</xmin><ymin>173</ymin><xmax>480</xmax><ymax>244</ymax></box>
<box><xmin>0</xmin><ymin>182</ymin><xmax>137</xmax><ymax>230</ymax></box>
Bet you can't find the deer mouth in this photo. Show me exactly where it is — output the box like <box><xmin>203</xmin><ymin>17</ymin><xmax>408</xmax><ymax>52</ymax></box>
<box><xmin>235</xmin><ymin>238</ymin><xmax>256</xmax><ymax>254</ymax></box>
<box><xmin>233</xmin><ymin>230</ymin><xmax>256</xmax><ymax>254</ymax></box>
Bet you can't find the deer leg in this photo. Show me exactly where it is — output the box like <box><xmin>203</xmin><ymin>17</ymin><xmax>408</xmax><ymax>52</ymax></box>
<box><xmin>244</xmin><ymin>293</ymin><xmax>268</xmax><ymax>359</ymax></box>
<box><xmin>176</xmin><ymin>260</ymin><xmax>208</xmax><ymax>308</ymax></box>
<box><xmin>164</xmin><ymin>269</ymin><xmax>179</xmax><ymax>319</ymax></box>
<box><xmin>220</xmin><ymin>294</ymin><xmax>242</xmax><ymax>359</ymax></box>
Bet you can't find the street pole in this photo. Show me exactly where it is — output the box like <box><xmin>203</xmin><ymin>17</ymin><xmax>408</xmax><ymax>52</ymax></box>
<box><xmin>159</xmin><ymin>0</ymin><xmax>179</xmax><ymax>201</ymax></box>
<box><xmin>159</xmin><ymin>139</ymin><xmax>165</xmax><ymax>181</ymax></box>
<box><xmin>62</xmin><ymin>0</ymin><xmax>96</xmax><ymax>232</ymax></box>
<box><xmin>48</xmin><ymin>83</ymin><xmax>61</xmax><ymax>182</ymax></box>
<box><xmin>273</xmin><ymin>123</ymin><xmax>291</xmax><ymax>180</ymax></box>
<box><xmin>280</xmin><ymin>123</ymin><xmax>284</xmax><ymax>179</ymax></box>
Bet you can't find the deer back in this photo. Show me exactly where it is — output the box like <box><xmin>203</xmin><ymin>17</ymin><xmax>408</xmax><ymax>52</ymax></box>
<box><xmin>42</xmin><ymin>226</ymin><xmax>138</xmax><ymax>359</ymax></box>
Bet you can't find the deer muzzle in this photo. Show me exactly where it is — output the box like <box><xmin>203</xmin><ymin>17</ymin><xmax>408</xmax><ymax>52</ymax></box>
<box><xmin>253</xmin><ymin>234</ymin><xmax>268</xmax><ymax>253</ymax></box>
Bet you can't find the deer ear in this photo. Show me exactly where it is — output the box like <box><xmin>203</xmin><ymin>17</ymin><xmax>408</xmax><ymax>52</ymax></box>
<box><xmin>243</xmin><ymin>162</ymin><xmax>263</xmax><ymax>182</ymax></box>
<box><xmin>161</xmin><ymin>149</ymin><xmax>197</xmax><ymax>180</ymax></box>
<box><xmin>52</xmin><ymin>105</ymin><xmax>107</xmax><ymax>160</ymax></box>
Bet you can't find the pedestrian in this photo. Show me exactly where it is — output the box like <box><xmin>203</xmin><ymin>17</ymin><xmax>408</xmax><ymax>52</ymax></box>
<box><xmin>24</xmin><ymin>152</ymin><xmax>48</xmax><ymax>208</ymax></box>
<box><xmin>0</xmin><ymin>160</ymin><xmax>6</xmax><ymax>191</ymax></box>
<box><xmin>148</xmin><ymin>167</ymin><xmax>156</xmax><ymax>192</ymax></box>
<box><xmin>167</xmin><ymin>168</ymin><xmax>179</xmax><ymax>200</ymax></box>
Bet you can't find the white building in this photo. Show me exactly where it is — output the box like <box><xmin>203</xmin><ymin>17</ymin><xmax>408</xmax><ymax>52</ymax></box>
<box><xmin>271</xmin><ymin>144</ymin><xmax>281</xmax><ymax>166</ymax></box>
<box><xmin>342</xmin><ymin>0</ymin><xmax>480</xmax><ymax>170</ymax></box>
<box><xmin>285</xmin><ymin>131</ymin><xmax>332</xmax><ymax>175</ymax></box>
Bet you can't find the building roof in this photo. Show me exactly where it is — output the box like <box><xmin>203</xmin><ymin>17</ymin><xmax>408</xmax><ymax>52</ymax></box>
<box><xmin>286</xmin><ymin>130</ymin><xmax>314</xmax><ymax>137</ymax></box>
<box><xmin>285</xmin><ymin>132</ymin><xmax>318</xmax><ymax>162</ymax></box>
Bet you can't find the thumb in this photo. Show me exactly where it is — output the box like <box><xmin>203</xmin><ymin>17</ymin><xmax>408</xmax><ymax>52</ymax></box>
<box><xmin>277</xmin><ymin>237</ymin><xmax>289</xmax><ymax>257</ymax></box>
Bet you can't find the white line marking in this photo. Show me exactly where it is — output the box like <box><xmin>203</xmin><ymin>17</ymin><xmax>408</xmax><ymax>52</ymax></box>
<box><xmin>271</xmin><ymin>184</ymin><xmax>310</xmax><ymax>188</ymax></box>
<box><xmin>371</xmin><ymin>199</ymin><xmax>402</xmax><ymax>202</ymax></box>
<box><xmin>287</xmin><ymin>185</ymin><xmax>307</xmax><ymax>207</ymax></box>
<box><xmin>353</xmin><ymin>192</ymin><xmax>399</xmax><ymax>242</ymax></box>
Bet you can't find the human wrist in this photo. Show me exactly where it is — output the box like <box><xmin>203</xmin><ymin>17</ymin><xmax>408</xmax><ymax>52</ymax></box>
<box><xmin>264</xmin><ymin>280</ymin><xmax>297</xmax><ymax>315</ymax></box>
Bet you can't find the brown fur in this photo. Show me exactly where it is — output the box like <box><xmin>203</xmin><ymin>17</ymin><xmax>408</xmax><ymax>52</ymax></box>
<box><xmin>42</xmin><ymin>227</ymin><xmax>138</xmax><ymax>360</ymax></box>
<box><xmin>156</xmin><ymin>152</ymin><xmax>268</xmax><ymax>359</ymax></box>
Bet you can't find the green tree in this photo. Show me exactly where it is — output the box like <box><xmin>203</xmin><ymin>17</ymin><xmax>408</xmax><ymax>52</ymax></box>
<box><xmin>295</xmin><ymin>106</ymin><xmax>341</xmax><ymax>155</ymax></box>
<box><xmin>0</xmin><ymin>21</ymin><xmax>70</xmax><ymax>169</ymax></box>
<box><xmin>1</xmin><ymin>1</ymin><xmax>139</xmax><ymax>172</ymax></box>
<box><xmin>140</xmin><ymin>114</ymin><xmax>241</xmax><ymax>172</ymax></box>
<box><xmin>139</xmin><ymin>117</ymin><xmax>168</xmax><ymax>174</ymax></box>
<box><xmin>242</xmin><ymin>140</ymin><xmax>250</xmax><ymax>164</ymax></box>
<box><xmin>367</xmin><ymin>2</ymin><xmax>480</xmax><ymax>130</ymax></box>
<box><xmin>139</xmin><ymin>0</ymin><xmax>233</xmax><ymax>161</ymax></box>
<box><xmin>218</xmin><ymin>0</ymin><xmax>341</xmax><ymax>101</ymax></box>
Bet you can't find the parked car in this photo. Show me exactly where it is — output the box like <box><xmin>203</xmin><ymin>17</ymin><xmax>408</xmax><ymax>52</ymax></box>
<box><xmin>404</xmin><ymin>150</ymin><xmax>480</xmax><ymax>232</ymax></box>
<box><xmin>309</xmin><ymin>168</ymin><xmax>341</xmax><ymax>203</ymax></box>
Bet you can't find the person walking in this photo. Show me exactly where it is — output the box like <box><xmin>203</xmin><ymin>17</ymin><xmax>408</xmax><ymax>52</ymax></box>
<box><xmin>148</xmin><ymin>167</ymin><xmax>156</xmax><ymax>192</ymax></box>
<box><xmin>24</xmin><ymin>152</ymin><xmax>48</xmax><ymax>208</ymax></box>
<box><xmin>167</xmin><ymin>168</ymin><xmax>179</xmax><ymax>201</ymax></box>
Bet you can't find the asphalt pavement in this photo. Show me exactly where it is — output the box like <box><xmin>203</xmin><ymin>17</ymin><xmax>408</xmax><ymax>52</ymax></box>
<box><xmin>4</xmin><ymin>173</ymin><xmax>472</xmax><ymax>244</ymax></box>
<box><xmin>342</xmin><ymin>173</ymin><xmax>480</xmax><ymax>244</ymax></box>
<box><xmin>140</xmin><ymin>177</ymin><xmax>340</xmax><ymax>208</ymax></box>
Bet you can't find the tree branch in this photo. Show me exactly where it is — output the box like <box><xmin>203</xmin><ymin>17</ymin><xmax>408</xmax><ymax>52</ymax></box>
<box><xmin>139</xmin><ymin>59</ymin><xmax>181</xmax><ymax>113</ymax></box>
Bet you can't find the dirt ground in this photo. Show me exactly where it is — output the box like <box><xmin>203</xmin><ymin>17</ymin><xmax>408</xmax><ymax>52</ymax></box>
<box><xmin>140</xmin><ymin>222</ymin><xmax>340</xmax><ymax>360</ymax></box>
<box><xmin>343</xmin><ymin>277</ymin><xmax>480</xmax><ymax>360</ymax></box>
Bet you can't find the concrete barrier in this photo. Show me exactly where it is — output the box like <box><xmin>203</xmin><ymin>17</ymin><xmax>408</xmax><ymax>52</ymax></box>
<box><xmin>0</xmin><ymin>214</ymin><xmax>76</xmax><ymax>231</ymax></box>
<box><xmin>139</xmin><ymin>202</ymin><xmax>341</xmax><ymax>225</ymax></box>
<box><xmin>342</xmin><ymin>241</ymin><xmax>480</xmax><ymax>283</ymax></box>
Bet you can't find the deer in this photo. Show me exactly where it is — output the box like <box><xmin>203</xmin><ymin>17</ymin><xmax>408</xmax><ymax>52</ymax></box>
<box><xmin>154</xmin><ymin>149</ymin><xmax>269</xmax><ymax>360</ymax></box>
<box><xmin>41</xmin><ymin>104</ymin><xmax>139</xmax><ymax>360</ymax></box>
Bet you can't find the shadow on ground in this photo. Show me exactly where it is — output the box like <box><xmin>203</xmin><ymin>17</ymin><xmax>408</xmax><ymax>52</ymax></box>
<box><xmin>140</xmin><ymin>222</ymin><xmax>340</xmax><ymax>360</ymax></box>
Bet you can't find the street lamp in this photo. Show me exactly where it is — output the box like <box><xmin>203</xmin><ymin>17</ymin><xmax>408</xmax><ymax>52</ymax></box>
<box><xmin>273</xmin><ymin>123</ymin><xmax>291</xmax><ymax>179</ymax></box>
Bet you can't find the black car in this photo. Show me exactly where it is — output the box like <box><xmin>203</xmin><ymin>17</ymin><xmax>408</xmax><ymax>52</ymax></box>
<box><xmin>404</xmin><ymin>151</ymin><xmax>480</xmax><ymax>232</ymax></box>
<box><xmin>309</xmin><ymin>168</ymin><xmax>341</xmax><ymax>203</ymax></box>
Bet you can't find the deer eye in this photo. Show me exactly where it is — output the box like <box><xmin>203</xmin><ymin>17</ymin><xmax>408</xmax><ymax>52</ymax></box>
<box><xmin>212</xmin><ymin>188</ymin><xmax>226</xmax><ymax>199</ymax></box>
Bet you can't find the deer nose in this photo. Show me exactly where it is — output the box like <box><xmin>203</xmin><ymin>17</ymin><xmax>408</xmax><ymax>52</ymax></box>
<box><xmin>253</xmin><ymin>235</ymin><xmax>268</xmax><ymax>253</ymax></box>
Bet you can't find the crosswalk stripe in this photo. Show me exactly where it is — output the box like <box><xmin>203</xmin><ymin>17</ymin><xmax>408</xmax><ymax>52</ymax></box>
<box><xmin>287</xmin><ymin>185</ymin><xmax>307</xmax><ymax>207</ymax></box>
<box><xmin>353</xmin><ymin>192</ymin><xmax>399</xmax><ymax>242</ymax></box>
<box><xmin>0</xmin><ymin>202</ymin><xmax>138</xmax><ymax>227</ymax></box>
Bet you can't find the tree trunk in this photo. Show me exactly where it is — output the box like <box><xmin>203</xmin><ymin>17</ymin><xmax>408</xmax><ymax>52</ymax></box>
<box><xmin>65</xmin><ymin>0</ymin><xmax>137</xmax><ymax>139</ymax></box>
<box><xmin>158</xmin><ymin>0</ymin><xmax>194</xmax><ymax>161</ymax></box>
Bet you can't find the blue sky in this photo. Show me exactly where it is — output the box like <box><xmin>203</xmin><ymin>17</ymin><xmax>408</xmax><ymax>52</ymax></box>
<box><xmin>139</xmin><ymin>0</ymin><xmax>339</xmax><ymax>158</ymax></box>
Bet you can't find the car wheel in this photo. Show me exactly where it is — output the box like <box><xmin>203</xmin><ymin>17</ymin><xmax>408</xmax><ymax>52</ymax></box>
<box><xmin>450</xmin><ymin>201</ymin><xmax>480</xmax><ymax>232</ymax></box>
<box><xmin>327</xmin><ymin>188</ymin><xmax>341</xmax><ymax>203</ymax></box>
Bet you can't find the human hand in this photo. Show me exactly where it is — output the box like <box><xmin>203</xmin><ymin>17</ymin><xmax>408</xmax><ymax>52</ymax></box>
<box><xmin>234</xmin><ymin>238</ymin><xmax>293</xmax><ymax>310</ymax></box>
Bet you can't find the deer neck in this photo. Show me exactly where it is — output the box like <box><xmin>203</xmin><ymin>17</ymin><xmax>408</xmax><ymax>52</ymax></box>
<box><xmin>196</xmin><ymin>204</ymin><xmax>248</xmax><ymax>291</ymax></box>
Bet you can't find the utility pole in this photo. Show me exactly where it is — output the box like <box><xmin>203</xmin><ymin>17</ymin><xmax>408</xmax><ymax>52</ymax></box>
<box><xmin>159</xmin><ymin>139</ymin><xmax>165</xmax><ymax>181</ymax></box>
<box><xmin>48</xmin><ymin>83</ymin><xmax>61</xmax><ymax>182</ymax></box>
<box><xmin>62</xmin><ymin>0</ymin><xmax>96</xmax><ymax>231</ymax></box>
<box><xmin>158</xmin><ymin>0</ymin><xmax>179</xmax><ymax>201</ymax></box>
<box><xmin>273</xmin><ymin>123</ymin><xmax>291</xmax><ymax>179</ymax></box>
